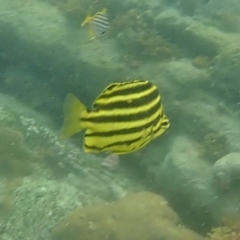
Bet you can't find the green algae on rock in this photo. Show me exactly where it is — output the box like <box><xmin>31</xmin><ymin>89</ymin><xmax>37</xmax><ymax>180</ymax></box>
<box><xmin>0</xmin><ymin>127</ymin><xmax>32</xmax><ymax>178</ymax></box>
<box><xmin>208</xmin><ymin>220</ymin><xmax>240</xmax><ymax>240</ymax></box>
<box><xmin>112</xmin><ymin>9</ymin><xmax>179</xmax><ymax>61</ymax></box>
<box><xmin>0</xmin><ymin>92</ymin><xmax>145</xmax><ymax>239</ymax></box>
<box><xmin>51</xmin><ymin>191</ymin><xmax>205</xmax><ymax>240</ymax></box>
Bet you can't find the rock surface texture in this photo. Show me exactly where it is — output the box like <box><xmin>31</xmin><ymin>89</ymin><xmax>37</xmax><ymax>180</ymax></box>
<box><xmin>52</xmin><ymin>191</ymin><xmax>205</xmax><ymax>240</ymax></box>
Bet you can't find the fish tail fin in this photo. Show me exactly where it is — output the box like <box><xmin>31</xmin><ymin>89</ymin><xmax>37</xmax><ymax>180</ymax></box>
<box><xmin>58</xmin><ymin>93</ymin><xmax>86</xmax><ymax>140</ymax></box>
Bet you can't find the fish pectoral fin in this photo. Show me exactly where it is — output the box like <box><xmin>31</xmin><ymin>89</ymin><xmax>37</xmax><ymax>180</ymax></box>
<box><xmin>58</xmin><ymin>93</ymin><xmax>86</xmax><ymax>140</ymax></box>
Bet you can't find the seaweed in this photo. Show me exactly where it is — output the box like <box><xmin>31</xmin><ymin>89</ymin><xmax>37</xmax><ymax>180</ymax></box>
<box><xmin>0</xmin><ymin>127</ymin><xmax>32</xmax><ymax>177</ymax></box>
<box><xmin>48</xmin><ymin>0</ymin><xmax>111</xmax><ymax>23</ymax></box>
<box><xmin>0</xmin><ymin>127</ymin><xmax>32</xmax><ymax>214</ymax></box>
<box><xmin>208</xmin><ymin>220</ymin><xmax>240</xmax><ymax>240</ymax></box>
<box><xmin>111</xmin><ymin>9</ymin><xmax>180</xmax><ymax>62</ymax></box>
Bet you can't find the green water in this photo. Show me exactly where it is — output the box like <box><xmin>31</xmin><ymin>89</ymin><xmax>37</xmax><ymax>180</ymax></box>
<box><xmin>0</xmin><ymin>0</ymin><xmax>240</xmax><ymax>239</ymax></box>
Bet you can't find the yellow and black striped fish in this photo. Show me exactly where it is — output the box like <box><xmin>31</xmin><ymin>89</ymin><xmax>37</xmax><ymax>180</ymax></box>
<box><xmin>81</xmin><ymin>8</ymin><xmax>109</xmax><ymax>40</ymax></box>
<box><xmin>59</xmin><ymin>80</ymin><xmax>170</xmax><ymax>155</ymax></box>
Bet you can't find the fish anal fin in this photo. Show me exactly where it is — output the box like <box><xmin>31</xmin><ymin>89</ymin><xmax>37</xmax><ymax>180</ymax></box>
<box><xmin>89</xmin><ymin>26</ymin><xmax>96</xmax><ymax>40</ymax></box>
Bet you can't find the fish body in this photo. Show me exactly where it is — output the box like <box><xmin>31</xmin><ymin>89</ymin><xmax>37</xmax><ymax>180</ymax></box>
<box><xmin>59</xmin><ymin>80</ymin><xmax>170</xmax><ymax>155</ymax></box>
<box><xmin>81</xmin><ymin>8</ymin><xmax>109</xmax><ymax>40</ymax></box>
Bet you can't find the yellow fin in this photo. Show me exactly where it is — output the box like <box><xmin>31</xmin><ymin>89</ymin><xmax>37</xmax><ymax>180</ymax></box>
<box><xmin>89</xmin><ymin>27</ymin><xmax>96</xmax><ymax>40</ymax></box>
<box><xmin>81</xmin><ymin>16</ymin><xmax>92</xmax><ymax>27</ymax></box>
<box><xmin>98</xmin><ymin>8</ymin><xmax>107</xmax><ymax>14</ymax></box>
<box><xmin>58</xmin><ymin>93</ymin><xmax>86</xmax><ymax>140</ymax></box>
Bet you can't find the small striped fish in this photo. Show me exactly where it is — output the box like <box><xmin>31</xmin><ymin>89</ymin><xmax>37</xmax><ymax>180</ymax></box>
<box><xmin>81</xmin><ymin>9</ymin><xmax>109</xmax><ymax>40</ymax></box>
<box><xmin>59</xmin><ymin>80</ymin><xmax>170</xmax><ymax>155</ymax></box>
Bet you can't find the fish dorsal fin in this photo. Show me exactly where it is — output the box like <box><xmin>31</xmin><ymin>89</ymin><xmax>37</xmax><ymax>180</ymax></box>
<box><xmin>81</xmin><ymin>8</ymin><xmax>107</xmax><ymax>26</ymax></box>
<box><xmin>92</xmin><ymin>80</ymin><xmax>149</xmax><ymax>109</ymax></box>
<box><xmin>94</xmin><ymin>8</ymin><xmax>107</xmax><ymax>17</ymax></box>
<box><xmin>92</xmin><ymin>82</ymin><xmax>121</xmax><ymax>109</ymax></box>
<box><xmin>81</xmin><ymin>16</ymin><xmax>93</xmax><ymax>26</ymax></box>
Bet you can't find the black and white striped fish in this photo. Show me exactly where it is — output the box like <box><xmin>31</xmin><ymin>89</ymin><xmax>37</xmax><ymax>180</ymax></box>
<box><xmin>59</xmin><ymin>80</ymin><xmax>170</xmax><ymax>155</ymax></box>
<box><xmin>81</xmin><ymin>9</ymin><xmax>109</xmax><ymax>40</ymax></box>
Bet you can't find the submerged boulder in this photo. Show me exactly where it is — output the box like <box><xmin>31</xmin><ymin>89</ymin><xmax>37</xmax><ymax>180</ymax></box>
<box><xmin>51</xmin><ymin>191</ymin><xmax>205</xmax><ymax>240</ymax></box>
<box><xmin>212</xmin><ymin>152</ymin><xmax>240</xmax><ymax>191</ymax></box>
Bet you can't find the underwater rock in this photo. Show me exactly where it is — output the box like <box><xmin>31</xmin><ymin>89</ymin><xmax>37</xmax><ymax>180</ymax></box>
<box><xmin>0</xmin><ymin>92</ymin><xmax>144</xmax><ymax>239</ymax></box>
<box><xmin>0</xmin><ymin>127</ymin><xmax>32</xmax><ymax>178</ymax></box>
<box><xmin>212</xmin><ymin>152</ymin><xmax>240</xmax><ymax>192</ymax></box>
<box><xmin>158</xmin><ymin>58</ymin><xmax>210</xmax><ymax>84</ymax></box>
<box><xmin>114</xmin><ymin>13</ymin><xmax>178</xmax><ymax>61</ymax></box>
<box><xmin>154</xmin><ymin>136</ymin><xmax>220</xmax><ymax>231</ymax></box>
<box><xmin>177</xmin><ymin>0</ymin><xmax>207</xmax><ymax>16</ymax></box>
<box><xmin>181</xmin><ymin>94</ymin><xmax>240</xmax><ymax>154</ymax></box>
<box><xmin>163</xmin><ymin>0</ymin><xmax>208</xmax><ymax>16</ymax></box>
<box><xmin>199</xmin><ymin>0</ymin><xmax>240</xmax><ymax>32</ymax></box>
<box><xmin>208</xmin><ymin>222</ymin><xmax>240</xmax><ymax>240</ymax></box>
<box><xmin>0</xmin><ymin>0</ymin><xmax>126</xmax><ymax>118</ymax></box>
<box><xmin>154</xmin><ymin>8</ymin><xmax>240</xmax><ymax>58</ymax></box>
<box><xmin>202</xmin><ymin>0</ymin><xmax>240</xmax><ymax>15</ymax></box>
<box><xmin>51</xmin><ymin>191</ymin><xmax>205</xmax><ymax>240</ymax></box>
<box><xmin>210</xmin><ymin>47</ymin><xmax>240</xmax><ymax>106</ymax></box>
<box><xmin>153</xmin><ymin>136</ymin><xmax>240</xmax><ymax>232</ymax></box>
<box><xmin>192</xmin><ymin>55</ymin><xmax>211</xmax><ymax>69</ymax></box>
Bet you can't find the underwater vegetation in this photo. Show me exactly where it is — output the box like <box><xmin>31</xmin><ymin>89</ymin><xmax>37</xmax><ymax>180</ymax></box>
<box><xmin>48</xmin><ymin>0</ymin><xmax>112</xmax><ymax>23</ymax></box>
<box><xmin>163</xmin><ymin>0</ymin><xmax>209</xmax><ymax>15</ymax></box>
<box><xmin>0</xmin><ymin>127</ymin><xmax>32</xmax><ymax>214</ymax></box>
<box><xmin>178</xmin><ymin>0</ymin><xmax>208</xmax><ymax>15</ymax></box>
<box><xmin>201</xmin><ymin>132</ymin><xmax>228</xmax><ymax>162</ymax></box>
<box><xmin>51</xmin><ymin>191</ymin><xmax>205</xmax><ymax>240</ymax></box>
<box><xmin>208</xmin><ymin>220</ymin><xmax>240</xmax><ymax>240</ymax></box>
<box><xmin>48</xmin><ymin>0</ymin><xmax>179</xmax><ymax>65</ymax></box>
<box><xmin>192</xmin><ymin>55</ymin><xmax>211</xmax><ymax>69</ymax></box>
<box><xmin>34</xmin><ymin>141</ymin><xmax>67</xmax><ymax>178</ymax></box>
<box><xmin>0</xmin><ymin>127</ymin><xmax>31</xmax><ymax>178</ymax></box>
<box><xmin>208</xmin><ymin>12</ymin><xmax>240</xmax><ymax>33</ymax></box>
<box><xmin>111</xmin><ymin>9</ymin><xmax>180</xmax><ymax>62</ymax></box>
<box><xmin>175</xmin><ymin>110</ymin><xmax>228</xmax><ymax>163</ymax></box>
